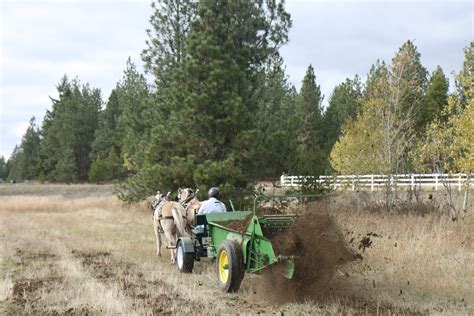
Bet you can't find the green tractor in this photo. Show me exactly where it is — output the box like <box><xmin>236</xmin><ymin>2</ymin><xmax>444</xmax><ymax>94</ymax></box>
<box><xmin>175</xmin><ymin>195</ymin><xmax>302</xmax><ymax>293</ymax></box>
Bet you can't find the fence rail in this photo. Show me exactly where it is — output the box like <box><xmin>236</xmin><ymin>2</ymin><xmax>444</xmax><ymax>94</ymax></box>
<box><xmin>280</xmin><ymin>173</ymin><xmax>473</xmax><ymax>191</ymax></box>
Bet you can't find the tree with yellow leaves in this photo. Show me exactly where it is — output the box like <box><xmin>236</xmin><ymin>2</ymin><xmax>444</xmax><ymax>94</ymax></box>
<box><xmin>412</xmin><ymin>43</ymin><xmax>473</xmax><ymax>219</ymax></box>
<box><xmin>331</xmin><ymin>42</ymin><xmax>426</xmax><ymax>209</ymax></box>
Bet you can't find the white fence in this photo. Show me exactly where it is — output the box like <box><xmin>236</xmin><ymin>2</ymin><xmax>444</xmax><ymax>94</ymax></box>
<box><xmin>280</xmin><ymin>173</ymin><xmax>473</xmax><ymax>191</ymax></box>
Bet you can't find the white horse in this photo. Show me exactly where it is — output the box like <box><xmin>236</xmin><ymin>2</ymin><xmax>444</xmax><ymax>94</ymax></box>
<box><xmin>177</xmin><ymin>188</ymin><xmax>202</xmax><ymax>228</ymax></box>
<box><xmin>151</xmin><ymin>191</ymin><xmax>188</xmax><ymax>263</ymax></box>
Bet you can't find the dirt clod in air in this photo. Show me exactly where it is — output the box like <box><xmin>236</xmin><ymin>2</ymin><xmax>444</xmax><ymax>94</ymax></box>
<box><xmin>359</xmin><ymin>236</ymin><xmax>373</xmax><ymax>251</ymax></box>
<box><xmin>257</xmin><ymin>202</ymin><xmax>360</xmax><ymax>304</ymax></box>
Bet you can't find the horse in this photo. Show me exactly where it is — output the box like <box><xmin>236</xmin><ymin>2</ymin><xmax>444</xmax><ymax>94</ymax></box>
<box><xmin>151</xmin><ymin>191</ymin><xmax>188</xmax><ymax>263</ymax></box>
<box><xmin>177</xmin><ymin>188</ymin><xmax>202</xmax><ymax>228</ymax></box>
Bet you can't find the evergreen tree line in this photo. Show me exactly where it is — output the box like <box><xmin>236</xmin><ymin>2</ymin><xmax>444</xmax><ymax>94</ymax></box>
<box><xmin>2</xmin><ymin>0</ymin><xmax>472</xmax><ymax>204</ymax></box>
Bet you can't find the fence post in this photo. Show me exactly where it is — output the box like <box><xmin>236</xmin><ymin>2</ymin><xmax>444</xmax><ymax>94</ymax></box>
<box><xmin>458</xmin><ymin>174</ymin><xmax>462</xmax><ymax>192</ymax></box>
<box><xmin>435</xmin><ymin>174</ymin><xmax>438</xmax><ymax>191</ymax></box>
<box><xmin>411</xmin><ymin>174</ymin><xmax>414</xmax><ymax>189</ymax></box>
<box><xmin>371</xmin><ymin>174</ymin><xmax>374</xmax><ymax>191</ymax></box>
<box><xmin>280</xmin><ymin>175</ymin><xmax>285</xmax><ymax>187</ymax></box>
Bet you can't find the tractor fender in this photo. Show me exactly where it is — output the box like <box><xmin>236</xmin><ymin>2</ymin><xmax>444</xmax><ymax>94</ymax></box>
<box><xmin>177</xmin><ymin>237</ymin><xmax>195</xmax><ymax>253</ymax></box>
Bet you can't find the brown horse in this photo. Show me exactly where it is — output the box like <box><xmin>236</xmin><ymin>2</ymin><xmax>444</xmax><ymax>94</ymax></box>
<box><xmin>177</xmin><ymin>188</ymin><xmax>202</xmax><ymax>228</ymax></box>
<box><xmin>151</xmin><ymin>191</ymin><xmax>188</xmax><ymax>263</ymax></box>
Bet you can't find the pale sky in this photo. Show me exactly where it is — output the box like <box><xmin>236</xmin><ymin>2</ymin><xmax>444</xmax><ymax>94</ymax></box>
<box><xmin>1</xmin><ymin>0</ymin><xmax>472</xmax><ymax>159</ymax></box>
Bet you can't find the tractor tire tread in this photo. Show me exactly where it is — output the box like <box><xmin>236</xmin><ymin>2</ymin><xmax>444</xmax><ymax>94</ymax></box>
<box><xmin>177</xmin><ymin>240</ymin><xmax>194</xmax><ymax>273</ymax></box>
<box><xmin>217</xmin><ymin>240</ymin><xmax>244</xmax><ymax>293</ymax></box>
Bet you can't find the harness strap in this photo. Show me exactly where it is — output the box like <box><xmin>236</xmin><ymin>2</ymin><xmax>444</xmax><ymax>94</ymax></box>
<box><xmin>151</xmin><ymin>199</ymin><xmax>165</xmax><ymax>215</ymax></box>
<box><xmin>182</xmin><ymin>194</ymin><xmax>196</xmax><ymax>210</ymax></box>
<box><xmin>158</xmin><ymin>215</ymin><xmax>175</xmax><ymax>220</ymax></box>
<box><xmin>153</xmin><ymin>200</ymin><xmax>188</xmax><ymax>221</ymax></box>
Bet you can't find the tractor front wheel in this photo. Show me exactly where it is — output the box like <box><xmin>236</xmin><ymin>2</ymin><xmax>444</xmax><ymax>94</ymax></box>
<box><xmin>216</xmin><ymin>240</ymin><xmax>244</xmax><ymax>292</ymax></box>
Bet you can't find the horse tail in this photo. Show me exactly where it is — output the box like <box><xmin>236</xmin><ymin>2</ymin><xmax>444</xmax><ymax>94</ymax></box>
<box><xmin>172</xmin><ymin>205</ymin><xmax>188</xmax><ymax>237</ymax></box>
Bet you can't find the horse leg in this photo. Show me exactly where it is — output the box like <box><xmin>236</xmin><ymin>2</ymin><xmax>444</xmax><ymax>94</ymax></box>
<box><xmin>153</xmin><ymin>218</ymin><xmax>162</xmax><ymax>256</ymax></box>
<box><xmin>162</xmin><ymin>220</ymin><xmax>177</xmax><ymax>264</ymax></box>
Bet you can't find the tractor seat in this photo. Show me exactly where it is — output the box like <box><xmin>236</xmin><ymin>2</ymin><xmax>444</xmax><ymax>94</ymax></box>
<box><xmin>191</xmin><ymin>214</ymin><xmax>209</xmax><ymax>236</ymax></box>
<box><xmin>192</xmin><ymin>225</ymin><xmax>206</xmax><ymax>235</ymax></box>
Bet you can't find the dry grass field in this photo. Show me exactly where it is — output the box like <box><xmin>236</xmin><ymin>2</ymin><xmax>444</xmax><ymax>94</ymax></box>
<box><xmin>0</xmin><ymin>184</ymin><xmax>472</xmax><ymax>315</ymax></box>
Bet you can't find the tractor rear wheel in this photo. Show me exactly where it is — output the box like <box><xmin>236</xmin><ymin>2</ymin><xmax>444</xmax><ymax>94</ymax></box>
<box><xmin>216</xmin><ymin>240</ymin><xmax>244</xmax><ymax>292</ymax></box>
<box><xmin>176</xmin><ymin>240</ymin><xmax>194</xmax><ymax>273</ymax></box>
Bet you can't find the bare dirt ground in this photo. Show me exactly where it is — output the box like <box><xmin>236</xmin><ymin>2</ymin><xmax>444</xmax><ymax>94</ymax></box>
<box><xmin>0</xmin><ymin>184</ymin><xmax>472</xmax><ymax>315</ymax></box>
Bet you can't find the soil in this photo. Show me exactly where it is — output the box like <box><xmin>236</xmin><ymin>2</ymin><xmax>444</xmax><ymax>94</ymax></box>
<box><xmin>226</xmin><ymin>213</ymin><xmax>253</xmax><ymax>232</ymax></box>
<box><xmin>222</xmin><ymin>202</ymin><xmax>368</xmax><ymax>306</ymax></box>
<box><xmin>7</xmin><ymin>249</ymin><xmax>67</xmax><ymax>315</ymax></box>
<box><xmin>224</xmin><ymin>203</ymin><xmax>368</xmax><ymax>305</ymax></box>
<box><xmin>253</xmin><ymin>203</ymin><xmax>426</xmax><ymax>315</ymax></box>
<box><xmin>257</xmin><ymin>202</ymin><xmax>357</xmax><ymax>301</ymax></box>
<box><xmin>225</xmin><ymin>206</ymin><xmax>284</xmax><ymax>232</ymax></box>
<box><xmin>71</xmin><ymin>250</ymin><xmax>205</xmax><ymax>315</ymax></box>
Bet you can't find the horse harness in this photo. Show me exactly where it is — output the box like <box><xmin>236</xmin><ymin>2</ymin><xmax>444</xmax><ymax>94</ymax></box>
<box><xmin>151</xmin><ymin>200</ymin><xmax>174</xmax><ymax>220</ymax></box>
<box><xmin>181</xmin><ymin>193</ymin><xmax>197</xmax><ymax>210</ymax></box>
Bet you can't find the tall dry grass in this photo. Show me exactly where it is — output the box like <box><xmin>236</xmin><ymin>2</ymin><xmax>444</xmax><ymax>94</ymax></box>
<box><xmin>329</xmin><ymin>201</ymin><xmax>473</xmax><ymax>314</ymax></box>
<box><xmin>0</xmin><ymin>195</ymin><xmax>122</xmax><ymax>213</ymax></box>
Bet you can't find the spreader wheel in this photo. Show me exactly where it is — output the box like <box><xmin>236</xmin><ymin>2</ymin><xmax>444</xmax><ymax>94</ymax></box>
<box><xmin>176</xmin><ymin>240</ymin><xmax>194</xmax><ymax>273</ymax></box>
<box><xmin>216</xmin><ymin>240</ymin><xmax>244</xmax><ymax>292</ymax></box>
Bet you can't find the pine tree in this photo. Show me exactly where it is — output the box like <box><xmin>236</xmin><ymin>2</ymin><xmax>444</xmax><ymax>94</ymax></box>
<box><xmin>142</xmin><ymin>0</ymin><xmax>196</xmax><ymax>88</ymax></box>
<box><xmin>295</xmin><ymin>64</ymin><xmax>325</xmax><ymax>175</ymax></box>
<box><xmin>142</xmin><ymin>0</ymin><xmax>196</xmax><ymax>119</ymax></box>
<box><xmin>116</xmin><ymin>59</ymin><xmax>153</xmax><ymax>172</ymax></box>
<box><xmin>90</xmin><ymin>89</ymin><xmax>126</xmax><ymax>180</ymax></box>
<box><xmin>413</xmin><ymin>43</ymin><xmax>473</xmax><ymax>174</ymax></box>
<box><xmin>37</xmin><ymin>76</ymin><xmax>101</xmax><ymax>182</ymax></box>
<box><xmin>5</xmin><ymin>117</ymin><xmax>41</xmax><ymax>180</ymax></box>
<box><xmin>119</xmin><ymin>0</ymin><xmax>292</xmax><ymax>202</ymax></box>
<box><xmin>88</xmin><ymin>157</ymin><xmax>109</xmax><ymax>183</ymax></box>
<box><xmin>91</xmin><ymin>89</ymin><xmax>122</xmax><ymax>159</ymax></box>
<box><xmin>182</xmin><ymin>0</ymin><xmax>291</xmax><ymax>189</ymax></box>
<box><xmin>36</xmin><ymin>78</ymin><xmax>67</xmax><ymax>180</ymax></box>
<box><xmin>255</xmin><ymin>55</ymin><xmax>298</xmax><ymax>178</ymax></box>
<box><xmin>105</xmin><ymin>147</ymin><xmax>124</xmax><ymax>180</ymax></box>
<box><xmin>0</xmin><ymin>156</ymin><xmax>7</xmax><ymax>180</ymax></box>
<box><xmin>423</xmin><ymin>66</ymin><xmax>449</xmax><ymax>124</ymax></box>
<box><xmin>180</xmin><ymin>0</ymin><xmax>290</xmax><ymax>162</ymax></box>
<box><xmin>6</xmin><ymin>146</ymin><xmax>22</xmax><ymax>181</ymax></box>
<box><xmin>54</xmin><ymin>147</ymin><xmax>77</xmax><ymax>183</ymax></box>
<box><xmin>322</xmin><ymin>76</ymin><xmax>362</xmax><ymax>155</ymax></box>
<box><xmin>74</xmin><ymin>83</ymin><xmax>102</xmax><ymax>180</ymax></box>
